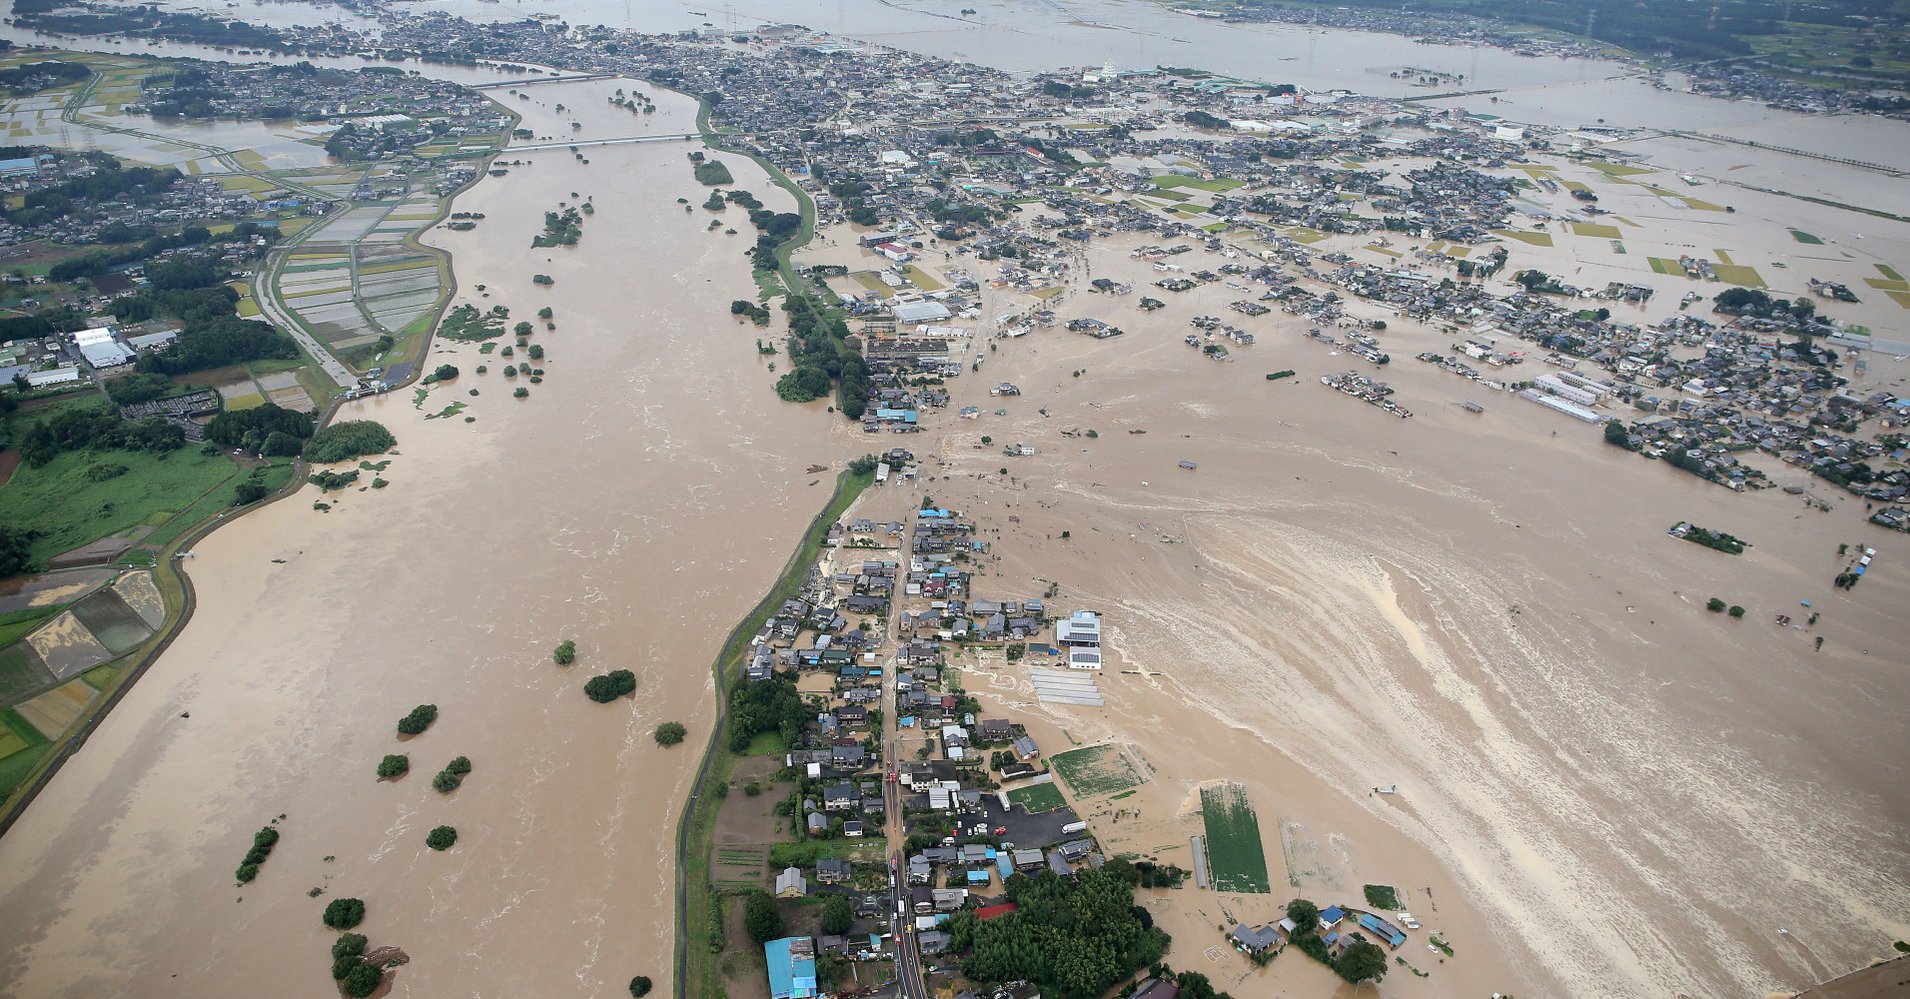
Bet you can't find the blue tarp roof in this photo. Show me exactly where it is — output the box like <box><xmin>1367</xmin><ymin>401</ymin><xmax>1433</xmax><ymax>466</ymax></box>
<box><xmin>765</xmin><ymin>937</ymin><xmax>818</xmax><ymax>999</ymax></box>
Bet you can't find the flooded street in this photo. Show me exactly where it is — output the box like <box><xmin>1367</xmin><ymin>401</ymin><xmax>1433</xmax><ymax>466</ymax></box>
<box><xmin>0</xmin><ymin>79</ymin><xmax>841</xmax><ymax>997</ymax></box>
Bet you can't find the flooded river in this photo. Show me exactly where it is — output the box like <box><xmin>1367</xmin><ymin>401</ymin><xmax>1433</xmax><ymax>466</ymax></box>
<box><xmin>0</xmin><ymin>75</ymin><xmax>843</xmax><ymax>997</ymax></box>
<box><xmin>0</xmin><ymin>2</ymin><xmax>1904</xmax><ymax>997</ymax></box>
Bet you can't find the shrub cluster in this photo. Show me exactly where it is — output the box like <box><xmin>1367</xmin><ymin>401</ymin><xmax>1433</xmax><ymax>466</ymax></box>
<box><xmin>234</xmin><ymin>825</ymin><xmax>280</xmax><ymax>884</ymax></box>
<box><xmin>376</xmin><ymin>754</ymin><xmax>409</xmax><ymax>779</ymax></box>
<box><xmin>396</xmin><ymin>704</ymin><xmax>438</xmax><ymax>736</ymax></box>
<box><xmin>433</xmin><ymin>756</ymin><xmax>471</xmax><ymax>793</ymax></box>
<box><xmin>584</xmin><ymin>669</ymin><xmax>637</xmax><ymax>703</ymax></box>
<box><xmin>327</xmin><ymin>927</ymin><xmax>383</xmax><ymax>996</ymax></box>
<box><xmin>322</xmin><ymin>897</ymin><xmax>366</xmax><ymax>930</ymax></box>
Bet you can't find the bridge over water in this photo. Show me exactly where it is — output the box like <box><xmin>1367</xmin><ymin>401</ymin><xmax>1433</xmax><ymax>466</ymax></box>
<box><xmin>507</xmin><ymin>134</ymin><xmax>700</xmax><ymax>152</ymax></box>
<box><xmin>470</xmin><ymin>73</ymin><xmax>618</xmax><ymax>90</ymax></box>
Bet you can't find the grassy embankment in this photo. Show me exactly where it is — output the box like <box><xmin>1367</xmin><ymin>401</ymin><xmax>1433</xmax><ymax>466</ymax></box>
<box><xmin>676</xmin><ymin>467</ymin><xmax>872</xmax><ymax>999</ymax></box>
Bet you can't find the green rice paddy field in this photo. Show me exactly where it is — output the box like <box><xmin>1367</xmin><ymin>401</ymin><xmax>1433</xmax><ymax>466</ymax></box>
<box><xmin>1200</xmin><ymin>783</ymin><xmax>1272</xmax><ymax>894</ymax></box>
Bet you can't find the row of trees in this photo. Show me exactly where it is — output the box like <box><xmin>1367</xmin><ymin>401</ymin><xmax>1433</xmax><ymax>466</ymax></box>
<box><xmin>13</xmin><ymin>403</ymin><xmax>184</xmax><ymax>467</ymax></box>
<box><xmin>772</xmin><ymin>294</ymin><xmax>871</xmax><ymax>419</ymax></box>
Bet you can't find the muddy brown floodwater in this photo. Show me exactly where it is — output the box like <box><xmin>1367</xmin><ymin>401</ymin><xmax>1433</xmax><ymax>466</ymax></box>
<box><xmin>0</xmin><ymin>79</ymin><xmax>850</xmax><ymax>997</ymax></box>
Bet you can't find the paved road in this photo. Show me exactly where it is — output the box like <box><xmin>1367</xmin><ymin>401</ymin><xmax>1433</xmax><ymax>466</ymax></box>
<box><xmin>887</xmin><ymin>843</ymin><xmax>926</xmax><ymax>999</ymax></box>
<box><xmin>881</xmin><ymin>507</ymin><xmax>928</xmax><ymax>999</ymax></box>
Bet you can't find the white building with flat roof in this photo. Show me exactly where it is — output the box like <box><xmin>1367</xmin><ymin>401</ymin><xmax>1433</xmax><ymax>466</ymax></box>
<box><xmin>1056</xmin><ymin>610</ymin><xmax>1103</xmax><ymax>670</ymax></box>
<box><xmin>26</xmin><ymin>366</ymin><xmax>80</xmax><ymax>387</ymax></box>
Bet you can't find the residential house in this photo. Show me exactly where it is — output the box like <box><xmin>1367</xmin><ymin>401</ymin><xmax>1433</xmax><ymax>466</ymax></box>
<box><xmin>816</xmin><ymin>858</ymin><xmax>852</xmax><ymax>885</ymax></box>
<box><xmin>1229</xmin><ymin>923</ymin><xmax>1280</xmax><ymax>954</ymax></box>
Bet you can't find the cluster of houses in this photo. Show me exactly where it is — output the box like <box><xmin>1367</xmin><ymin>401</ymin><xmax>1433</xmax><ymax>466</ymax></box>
<box><xmin>126</xmin><ymin>57</ymin><xmax>512</xmax><ymax>161</ymax></box>
<box><xmin>0</xmin><ymin>153</ymin><xmax>273</xmax><ymax>249</ymax></box>
<box><xmin>1228</xmin><ymin>904</ymin><xmax>1418</xmax><ymax>960</ymax></box>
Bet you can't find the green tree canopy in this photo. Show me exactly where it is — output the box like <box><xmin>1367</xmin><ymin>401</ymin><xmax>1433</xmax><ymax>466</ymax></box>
<box><xmin>820</xmin><ymin>893</ymin><xmax>853</xmax><ymax>935</ymax></box>
<box><xmin>1335</xmin><ymin>940</ymin><xmax>1388</xmax><ymax>983</ymax></box>
<box><xmin>322</xmin><ymin>897</ymin><xmax>365</xmax><ymax>930</ymax></box>
<box><xmin>743</xmin><ymin>890</ymin><xmax>784</xmax><ymax>944</ymax></box>
<box><xmin>944</xmin><ymin>865</ymin><xmax>1167</xmax><ymax>999</ymax></box>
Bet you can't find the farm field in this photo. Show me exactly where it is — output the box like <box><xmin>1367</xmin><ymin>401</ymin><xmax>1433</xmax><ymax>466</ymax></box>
<box><xmin>1006</xmin><ymin>782</ymin><xmax>1066</xmax><ymax>814</ymax></box>
<box><xmin>0</xmin><ymin>707</ymin><xmax>51</xmax><ymax>799</ymax></box>
<box><xmin>1049</xmin><ymin>743</ymin><xmax>1148</xmax><ymax>798</ymax></box>
<box><xmin>1200</xmin><ymin>782</ymin><xmax>1272</xmax><ymax>894</ymax></box>
<box><xmin>13</xmin><ymin>677</ymin><xmax>94</xmax><ymax>739</ymax></box>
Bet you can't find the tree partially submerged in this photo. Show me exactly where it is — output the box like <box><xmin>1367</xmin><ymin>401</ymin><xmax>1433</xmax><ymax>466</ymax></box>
<box><xmin>396</xmin><ymin>704</ymin><xmax>438</xmax><ymax>736</ymax></box>
<box><xmin>585</xmin><ymin>669</ymin><xmax>638</xmax><ymax>702</ymax></box>
<box><xmin>322</xmin><ymin>897</ymin><xmax>366</xmax><ymax>930</ymax></box>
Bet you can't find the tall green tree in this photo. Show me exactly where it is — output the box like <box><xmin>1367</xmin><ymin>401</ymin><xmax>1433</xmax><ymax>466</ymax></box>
<box><xmin>820</xmin><ymin>893</ymin><xmax>853</xmax><ymax>935</ymax></box>
<box><xmin>1335</xmin><ymin>940</ymin><xmax>1388</xmax><ymax>983</ymax></box>
<box><xmin>743</xmin><ymin>890</ymin><xmax>784</xmax><ymax>944</ymax></box>
<box><xmin>1285</xmin><ymin>898</ymin><xmax>1319</xmax><ymax>934</ymax></box>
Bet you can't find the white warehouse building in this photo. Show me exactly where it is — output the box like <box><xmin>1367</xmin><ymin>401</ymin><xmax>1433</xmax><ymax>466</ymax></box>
<box><xmin>1055</xmin><ymin>610</ymin><xmax>1103</xmax><ymax>670</ymax></box>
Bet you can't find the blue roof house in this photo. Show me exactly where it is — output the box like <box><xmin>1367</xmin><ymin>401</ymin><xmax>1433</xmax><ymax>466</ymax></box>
<box><xmin>765</xmin><ymin>936</ymin><xmax>818</xmax><ymax>999</ymax></box>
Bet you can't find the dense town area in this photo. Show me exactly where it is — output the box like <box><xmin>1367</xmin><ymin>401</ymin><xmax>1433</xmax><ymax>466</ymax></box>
<box><xmin>316</xmin><ymin>15</ymin><xmax>1908</xmax><ymax>530</ymax></box>
<box><xmin>686</xmin><ymin>453</ymin><xmax>1418</xmax><ymax>999</ymax></box>
<box><xmin>0</xmin><ymin>4</ymin><xmax>1906</xmax><ymax>999</ymax></box>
